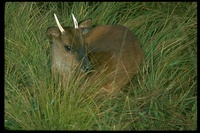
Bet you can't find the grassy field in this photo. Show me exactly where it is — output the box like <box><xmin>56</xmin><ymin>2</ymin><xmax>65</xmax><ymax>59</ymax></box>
<box><xmin>5</xmin><ymin>2</ymin><xmax>197</xmax><ymax>130</ymax></box>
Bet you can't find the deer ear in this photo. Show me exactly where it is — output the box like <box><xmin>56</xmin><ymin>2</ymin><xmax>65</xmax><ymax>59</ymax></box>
<box><xmin>79</xmin><ymin>19</ymin><xmax>92</xmax><ymax>35</ymax></box>
<box><xmin>46</xmin><ymin>26</ymin><xmax>61</xmax><ymax>41</ymax></box>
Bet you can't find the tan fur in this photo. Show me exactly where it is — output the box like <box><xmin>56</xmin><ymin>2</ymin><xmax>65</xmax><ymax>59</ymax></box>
<box><xmin>85</xmin><ymin>25</ymin><xmax>144</xmax><ymax>94</ymax></box>
<box><xmin>47</xmin><ymin>17</ymin><xmax>144</xmax><ymax>96</ymax></box>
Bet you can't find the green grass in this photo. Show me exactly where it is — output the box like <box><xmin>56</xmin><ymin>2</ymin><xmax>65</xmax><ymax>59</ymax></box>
<box><xmin>5</xmin><ymin>2</ymin><xmax>197</xmax><ymax>130</ymax></box>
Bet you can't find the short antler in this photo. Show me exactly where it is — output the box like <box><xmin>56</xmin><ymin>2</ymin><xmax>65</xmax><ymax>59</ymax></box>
<box><xmin>72</xmin><ymin>13</ymin><xmax>78</xmax><ymax>29</ymax></box>
<box><xmin>54</xmin><ymin>13</ymin><xmax>65</xmax><ymax>34</ymax></box>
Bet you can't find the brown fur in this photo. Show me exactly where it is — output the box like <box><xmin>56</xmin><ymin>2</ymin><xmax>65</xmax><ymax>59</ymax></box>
<box><xmin>46</xmin><ymin>17</ymin><xmax>144</xmax><ymax>96</ymax></box>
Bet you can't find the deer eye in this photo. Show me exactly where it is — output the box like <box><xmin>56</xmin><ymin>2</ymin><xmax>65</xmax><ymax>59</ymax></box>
<box><xmin>64</xmin><ymin>45</ymin><xmax>71</xmax><ymax>52</ymax></box>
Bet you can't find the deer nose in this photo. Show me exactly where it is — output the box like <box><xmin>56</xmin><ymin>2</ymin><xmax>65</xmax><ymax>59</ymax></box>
<box><xmin>83</xmin><ymin>63</ymin><xmax>93</xmax><ymax>72</ymax></box>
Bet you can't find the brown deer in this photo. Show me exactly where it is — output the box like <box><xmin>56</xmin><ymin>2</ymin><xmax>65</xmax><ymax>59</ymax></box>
<box><xmin>46</xmin><ymin>13</ymin><xmax>144</xmax><ymax>95</ymax></box>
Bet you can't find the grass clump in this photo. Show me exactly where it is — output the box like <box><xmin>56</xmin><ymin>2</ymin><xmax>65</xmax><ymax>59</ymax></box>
<box><xmin>5</xmin><ymin>2</ymin><xmax>196</xmax><ymax>130</ymax></box>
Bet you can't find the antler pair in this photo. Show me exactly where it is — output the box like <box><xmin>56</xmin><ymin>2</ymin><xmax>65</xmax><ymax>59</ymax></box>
<box><xmin>54</xmin><ymin>13</ymin><xmax>78</xmax><ymax>34</ymax></box>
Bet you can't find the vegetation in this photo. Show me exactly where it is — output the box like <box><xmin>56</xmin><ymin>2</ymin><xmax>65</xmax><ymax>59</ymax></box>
<box><xmin>5</xmin><ymin>2</ymin><xmax>197</xmax><ymax>130</ymax></box>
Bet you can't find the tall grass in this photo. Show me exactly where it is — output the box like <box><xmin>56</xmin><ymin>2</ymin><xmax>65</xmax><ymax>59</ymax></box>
<box><xmin>5</xmin><ymin>2</ymin><xmax>197</xmax><ymax>130</ymax></box>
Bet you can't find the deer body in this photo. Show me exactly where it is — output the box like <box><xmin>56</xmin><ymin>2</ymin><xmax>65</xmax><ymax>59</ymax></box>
<box><xmin>47</xmin><ymin>14</ymin><xmax>144</xmax><ymax>94</ymax></box>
